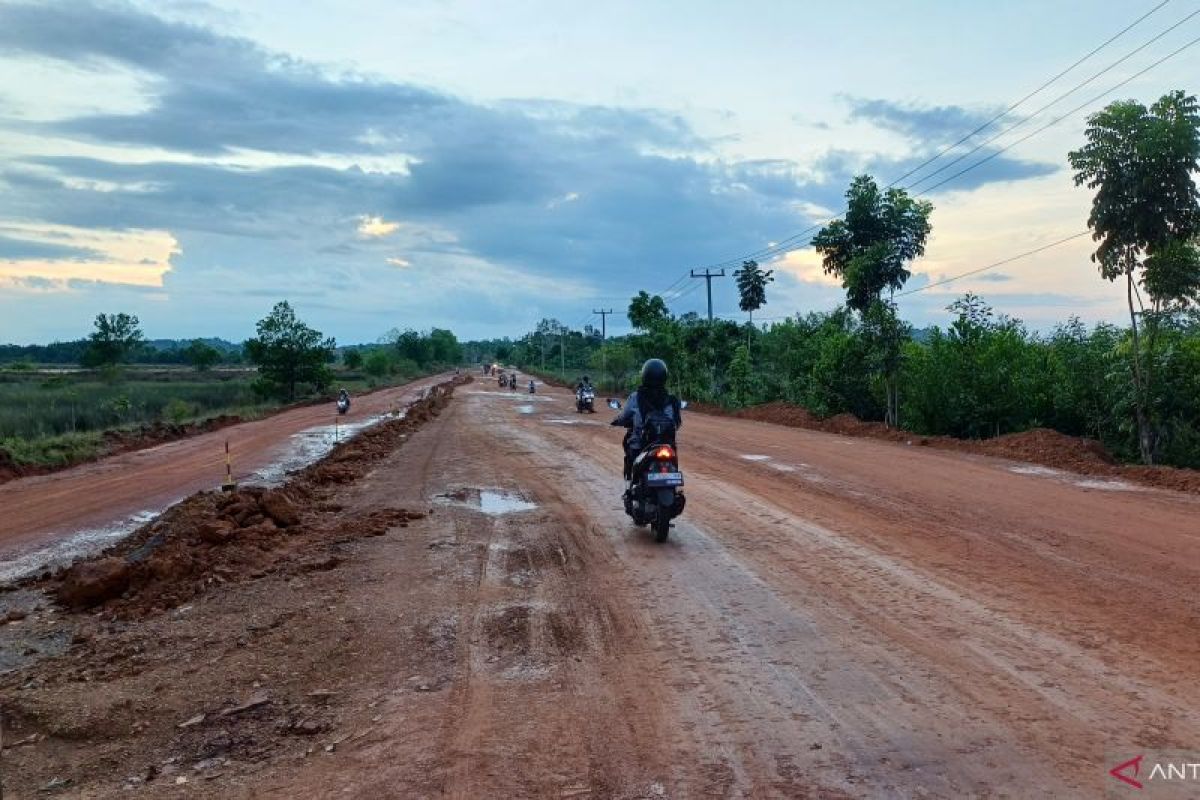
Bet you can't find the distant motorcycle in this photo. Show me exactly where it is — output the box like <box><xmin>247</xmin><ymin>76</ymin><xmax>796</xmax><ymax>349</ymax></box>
<box><xmin>576</xmin><ymin>387</ymin><xmax>595</xmax><ymax>413</ymax></box>
<box><xmin>336</xmin><ymin>393</ymin><xmax>351</xmax><ymax>415</ymax></box>
<box><xmin>529</xmin><ymin>380</ymin><xmax>536</xmax><ymax>394</ymax></box>
<box><xmin>609</xmin><ymin>398</ymin><xmax>687</xmax><ymax>543</ymax></box>
<box><xmin>498</xmin><ymin>373</ymin><xmax>509</xmax><ymax>388</ymax></box>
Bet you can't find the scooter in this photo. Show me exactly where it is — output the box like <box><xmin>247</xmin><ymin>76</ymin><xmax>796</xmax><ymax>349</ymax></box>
<box><xmin>529</xmin><ymin>380</ymin><xmax>536</xmax><ymax>394</ymax></box>
<box><xmin>576</xmin><ymin>387</ymin><xmax>595</xmax><ymax>413</ymax></box>
<box><xmin>336</xmin><ymin>395</ymin><xmax>351</xmax><ymax>415</ymax></box>
<box><xmin>608</xmin><ymin>398</ymin><xmax>687</xmax><ymax>543</ymax></box>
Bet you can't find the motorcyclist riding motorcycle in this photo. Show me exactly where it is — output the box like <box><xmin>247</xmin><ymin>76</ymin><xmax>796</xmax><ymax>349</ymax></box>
<box><xmin>576</xmin><ymin>375</ymin><xmax>596</xmax><ymax>413</ymax></box>
<box><xmin>336</xmin><ymin>388</ymin><xmax>351</xmax><ymax>415</ymax></box>
<box><xmin>611</xmin><ymin>359</ymin><xmax>682</xmax><ymax>486</ymax></box>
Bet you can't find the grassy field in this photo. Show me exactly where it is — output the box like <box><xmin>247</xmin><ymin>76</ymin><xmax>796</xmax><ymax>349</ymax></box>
<box><xmin>0</xmin><ymin>366</ymin><xmax>402</xmax><ymax>467</ymax></box>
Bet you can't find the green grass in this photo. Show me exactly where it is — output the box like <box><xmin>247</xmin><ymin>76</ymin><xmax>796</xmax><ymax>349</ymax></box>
<box><xmin>0</xmin><ymin>366</ymin><xmax>428</xmax><ymax>467</ymax></box>
<box><xmin>0</xmin><ymin>430</ymin><xmax>107</xmax><ymax>468</ymax></box>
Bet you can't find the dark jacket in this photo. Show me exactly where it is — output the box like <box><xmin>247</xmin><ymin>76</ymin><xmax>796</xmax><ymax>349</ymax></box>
<box><xmin>612</xmin><ymin>389</ymin><xmax>682</xmax><ymax>451</ymax></box>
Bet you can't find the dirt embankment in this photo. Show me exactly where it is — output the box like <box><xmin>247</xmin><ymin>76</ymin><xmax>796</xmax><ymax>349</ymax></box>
<box><xmin>38</xmin><ymin>376</ymin><xmax>470</xmax><ymax>618</ymax></box>
<box><xmin>700</xmin><ymin>400</ymin><xmax>1200</xmax><ymax>494</ymax></box>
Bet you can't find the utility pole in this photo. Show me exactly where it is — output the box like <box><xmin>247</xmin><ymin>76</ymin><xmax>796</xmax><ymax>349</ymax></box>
<box><xmin>593</xmin><ymin>308</ymin><xmax>612</xmax><ymax>387</ymax></box>
<box><xmin>559</xmin><ymin>323</ymin><xmax>565</xmax><ymax>378</ymax></box>
<box><xmin>690</xmin><ymin>268</ymin><xmax>725</xmax><ymax>322</ymax></box>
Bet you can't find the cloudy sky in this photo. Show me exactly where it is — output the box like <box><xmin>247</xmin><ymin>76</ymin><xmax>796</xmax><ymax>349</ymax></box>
<box><xmin>1</xmin><ymin>0</ymin><xmax>1197</xmax><ymax>344</ymax></box>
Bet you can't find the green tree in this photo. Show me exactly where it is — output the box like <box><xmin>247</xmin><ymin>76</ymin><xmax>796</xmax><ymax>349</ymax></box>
<box><xmin>181</xmin><ymin>339</ymin><xmax>220</xmax><ymax>372</ymax></box>
<box><xmin>343</xmin><ymin>349</ymin><xmax>364</xmax><ymax>370</ymax></box>
<box><xmin>734</xmin><ymin>259</ymin><xmax>774</xmax><ymax>353</ymax></box>
<box><xmin>363</xmin><ymin>348</ymin><xmax>394</xmax><ymax>379</ymax></box>
<box><xmin>244</xmin><ymin>301</ymin><xmax>336</xmax><ymax>401</ymax></box>
<box><xmin>1069</xmin><ymin>90</ymin><xmax>1200</xmax><ymax>463</ymax></box>
<box><xmin>627</xmin><ymin>291</ymin><xmax>669</xmax><ymax>330</ymax></box>
<box><xmin>81</xmin><ymin>312</ymin><xmax>144</xmax><ymax>368</ymax></box>
<box><xmin>812</xmin><ymin>175</ymin><xmax>933</xmax><ymax>426</ymax></box>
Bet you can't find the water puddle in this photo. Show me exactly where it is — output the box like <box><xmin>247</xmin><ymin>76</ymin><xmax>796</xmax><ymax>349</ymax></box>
<box><xmin>467</xmin><ymin>391</ymin><xmax>555</xmax><ymax>402</ymax></box>
<box><xmin>543</xmin><ymin>418</ymin><xmax>600</xmax><ymax>426</ymax></box>
<box><xmin>516</xmin><ymin>405</ymin><xmax>536</xmax><ymax>414</ymax></box>
<box><xmin>1074</xmin><ymin>478</ymin><xmax>1139</xmax><ymax>492</ymax></box>
<box><xmin>0</xmin><ymin>509</ymin><xmax>160</xmax><ymax>585</ymax></box>
<box><xmin>1009</xmin><ymin>465</ymin><xmax>1062</xmax><ymax>477</ymax></box>
<box><xmin>251</xmin><ymin>413</ymin><xmax>398</xmax><ymax>485</ymax></box>
<box><xmin>768</xmin><ymin>463</ymin><xmax>797</xmax><ymax>472</ymax></box>
<box><xmin>1009</xmin><ymin>465</ymin><xmax>1140</xmax><ymax>492</ymax></box>
<box><xmin>740</xmin><ymin>454</ymin><xmax>771</xmax><ymax>461</ymax></box>
<box><xmin>437</xmin><ymin>488</ymin><xmax>538</xmax><ymax>515</ymax></box>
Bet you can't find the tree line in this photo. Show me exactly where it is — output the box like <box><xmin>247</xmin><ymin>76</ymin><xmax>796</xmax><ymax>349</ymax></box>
<box><xmin>474</xmin><ymin>90</ymin><xmax>1200</xmax><ymax>469</ymax></box>
<box><xmin>2</xmin><ymin>302</ymin><xmax>463</xmax><ymax>403</ymax></box>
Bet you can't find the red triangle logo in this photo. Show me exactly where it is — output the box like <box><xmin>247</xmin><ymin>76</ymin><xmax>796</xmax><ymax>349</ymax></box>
<box><xmin>1110</xmin><ymin>755</ymin><xmax>1144</xmax><ymax>789</ymax></box>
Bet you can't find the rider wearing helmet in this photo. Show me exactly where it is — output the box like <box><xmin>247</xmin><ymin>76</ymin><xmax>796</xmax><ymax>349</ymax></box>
<box><xmin>611</xmin><ymin>358</ymin><xmax>683</xmax><ymax>483</ymax></box>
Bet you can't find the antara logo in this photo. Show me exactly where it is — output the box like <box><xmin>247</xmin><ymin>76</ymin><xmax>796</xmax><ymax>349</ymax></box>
<box><xmin>1109</xmin><ymin>753</ymin><xmax>1200</xmax><ymax>790</ymax></box>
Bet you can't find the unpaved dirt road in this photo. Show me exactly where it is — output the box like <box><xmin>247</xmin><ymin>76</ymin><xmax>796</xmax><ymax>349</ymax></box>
<box><xmin>0</xmin><ymin>374</ymin><xmax>449</xmax><ymax>571</ymax></box>
<box><xmin>2</xmin><ymin>379</ymin><xmax>1198</xmax><ymax>798</ymax></box>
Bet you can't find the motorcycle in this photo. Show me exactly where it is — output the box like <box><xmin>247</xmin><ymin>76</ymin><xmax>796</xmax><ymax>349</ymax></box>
<box><xmin>498</xmin><ymin>373</ymin><xmax>509</xmax><ymax>388</ymax></box>
<box><xmin>528</xmin><ymin>380</ymin><xmax>536</xmax><ymax>394</ymax></box>
<box><xmin>608</xmin><ymin>398</ymin><xmax>687</xmax><ymax>543</ymax></box>
<box><xmin>336</xmin><ymin>395</ymin><xmax>351</xmax><ymax>415</ymax></box>
<box><xmin>576</xmin><ymin>387</ymin><xmax>595</xmax><ymax>414</ymax></box>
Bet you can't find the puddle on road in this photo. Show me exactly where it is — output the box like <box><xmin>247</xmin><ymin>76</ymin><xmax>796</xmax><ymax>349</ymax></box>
<box><xmin>768</xmin><ymin>463</ymin><xmax>797</xmax><ymax>472</ymax></box>
<box><xmin>1073</xmin><ymin>478</ymin><xmax>1139</xmax><ymax>492</ymax></box>
<box><xmin>1008</xmin><ymin>464</ymin><xmax>1141</xmax><ymax>492</ymax></box>
<box><xmin>437</xmin><ymin>488</ymin><xmax>538</xmax><ymax>515</ymax></box>
<box><xmin>740</xmin><ymin>454</ymin><xmax>771</xmax><ymax>461</ymax></box>
<box><xmin>467</xmin><ymin>391</ymin><xmax>555</xmax><ymax>402</ymax></box>
<box><xmin>0</xmin><ymin>509</ymin><xmax>160</xmax><ymax>585</ymax></box>
<box><xmin>1009</xmin><ymin>465</ymin><xmax>1062</xmax><ymax>477</ymax></box>
<box><xmin>543</xmin><ymin>417</ymin><xmax>601</xmax><ymax>426</ymax></box>
<box><xmin>251</xmin><ymin>412</ymin><xmax>401</xmax><ymax>485</ymax></box>
<box><xmin>516</xmin><ymin>405</ymin><xmax>536</xmax><ymax>414</ymax></box>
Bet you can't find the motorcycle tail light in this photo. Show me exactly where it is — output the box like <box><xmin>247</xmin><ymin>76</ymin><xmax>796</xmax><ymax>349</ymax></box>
<box><xmin>654</xmin><ymin>446</ymin><xmax>675</xmax><ymax>460</ymax></box>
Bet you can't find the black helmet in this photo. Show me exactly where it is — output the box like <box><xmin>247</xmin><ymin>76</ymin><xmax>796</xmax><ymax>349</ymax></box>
<box><xmin>640</xmin><ymin>358</ymin><xmax>668</xmax><ymax>388</ymax></box>
<box><xmin>583</xmin><ymin>375</ymin><xmax>590</xmax><ymax>382</ymax></box>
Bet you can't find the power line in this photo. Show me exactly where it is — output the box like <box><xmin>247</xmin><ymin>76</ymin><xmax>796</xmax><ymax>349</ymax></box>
<box><xmin>888</xmin><ymin>0</ymin><xmax>1173</xmax><ymax>189</ymax></box>
<box><xmin>918</xmin><ymin>30</ymin><xmax>1200</xmax><ymax>196</ymax></box>
<box><xmin>670</xmin><ymin>2</ymin><xmax>1196</xmax><ymax>276</ymax></box>
<box><xmin>906</xmin><ymin>5</ymin><xmax>1200</xmax><ymax>193</ymax></box>
<box><xmin>894</xmin><ymin>230</ymin><xmax>1092</xmax><ymax>298</ymax></box>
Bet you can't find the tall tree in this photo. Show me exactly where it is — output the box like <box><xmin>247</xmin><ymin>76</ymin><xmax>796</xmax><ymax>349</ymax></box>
<box><xmin>812</xmin><ymin>175</ymin><xmax>933</xmax><ymax>427</ymax></box>
<box><xmin>734</xmin><ymin>259</ymin><xmax>775</xmax><ymax>332</ymax></box>
<box><xmin>1068</xmin><ymin>90</ymin><xmax>1200</xmax><ymax>463</ymax></box>
<box><xmin>80</xmin><ymin>312</ymin><xmax>144</xmax><ymax>368</ymax></box>
<box><xmin>244</xmin><ymin>301</ymin><xmax>336</xmax><ymax>401</ymax></box>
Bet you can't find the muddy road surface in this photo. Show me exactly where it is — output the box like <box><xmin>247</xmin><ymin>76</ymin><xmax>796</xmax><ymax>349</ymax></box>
<box><xmin>2</xmin><ymin>380</ymin><xmax>1198</xmax><ymax>798</ymax></box>
<box><xmin>0</xmin><ymin>375</ymin><xmax>451</xmax><ymax>578</ymax></box>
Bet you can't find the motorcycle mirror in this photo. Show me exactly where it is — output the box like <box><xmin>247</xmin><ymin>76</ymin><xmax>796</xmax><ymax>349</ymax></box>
<box><xmin>607</xmin><ymin>399</ymin><xmax>621</xmax><ymax>410</ymax></box>
<box><xmin>680</xmin><ymin>400</ymin><xmax>689</xmax><ymax>409</ymax></box>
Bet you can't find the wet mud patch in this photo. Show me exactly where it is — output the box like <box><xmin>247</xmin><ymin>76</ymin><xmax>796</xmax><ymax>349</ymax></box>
<box><xmin>436</xmin><ymin>487</ymin><xmax>538</xmax><ymax>515</ymax></box>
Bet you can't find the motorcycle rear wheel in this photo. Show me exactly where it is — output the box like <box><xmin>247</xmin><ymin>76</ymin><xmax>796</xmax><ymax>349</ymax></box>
<box><xmin>653</xmin><ymin>507</ymin><xmax>671</xmax><ymax>543</ymax></box>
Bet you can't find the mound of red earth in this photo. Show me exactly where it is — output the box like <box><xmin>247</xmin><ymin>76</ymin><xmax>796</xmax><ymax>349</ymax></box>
<box><xmin>48</xmin><ymin>377</ymin><xmax>469</xmax><ymax>618</ymax></box>
<box><xmin>703</xmin><ymin>400</ymin><xmax>1200</xmax><ymax>494</ymax></box>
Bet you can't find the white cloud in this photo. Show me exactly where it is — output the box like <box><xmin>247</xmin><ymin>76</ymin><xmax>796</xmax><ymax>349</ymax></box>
<box><xmin>357</xmin><ymin>215</ymin><xmax>400</xmax><ymax>238</ymax></box>
<box><xmin>772</xmin><ymin>247</ymin><xmax>841</xmax><ymax>287</ymax></box>
<box><xmin>386</xmin><ymin>256</ymin><xmax>411</xmax><ymax>268</ymax></box>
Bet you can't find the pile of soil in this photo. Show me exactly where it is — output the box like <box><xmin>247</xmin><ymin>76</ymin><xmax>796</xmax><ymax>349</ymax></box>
<box><xmin>44</xmin><ymin>377</ymin><xmax>469</xmax><ymax>618</ymax></box>
<box><xmin>704</xmin><ymin>401</ymin><xmax>1200</xmax><ymax>494</ymax></box>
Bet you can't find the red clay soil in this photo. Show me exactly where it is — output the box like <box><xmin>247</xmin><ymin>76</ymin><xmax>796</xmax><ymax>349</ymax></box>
<box><xmin>44</xmin><ymin>377</ymin><xmax>469</xmax><ymax>619</ymax></box>
<box><xmin>701</xmin><ymin>400</ymin><xmax>1200</xmax><ymax>493</ymax></box>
